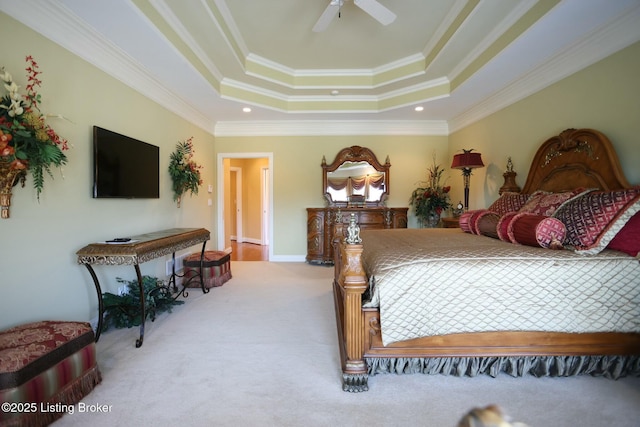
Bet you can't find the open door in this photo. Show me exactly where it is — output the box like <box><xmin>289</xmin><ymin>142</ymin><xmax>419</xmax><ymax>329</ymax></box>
<box><xmin>217</xmin><ymin>153</ymin><xmax>273</xmax><ymax>260</ymax></box>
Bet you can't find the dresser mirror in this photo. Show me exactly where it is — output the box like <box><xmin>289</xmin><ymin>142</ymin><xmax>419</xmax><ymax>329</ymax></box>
<box><xmin>322</xmin><ymin>146</ymin><xmax>390</xmax><ymax>207</ymax></box>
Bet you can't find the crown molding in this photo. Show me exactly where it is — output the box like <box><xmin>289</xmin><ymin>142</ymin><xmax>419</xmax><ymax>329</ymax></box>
<box><xmin>220</xmin><ymin>76</ymin><xmax>450</xmax><ymax>113</ymax></box>
<box><xmin>1</xmin><ymin>0</ymin><xmax>216</xmax><ymax>133</ymax></box>
<box><xmin>150</xmin><ymin>0</ymin><xmax>225</xmax><ymax>83</ymax></box>
<box><xmin>214</xmin><ymin>120</ymin><xmax>448</xmax><ymax>137</ymax></box>
<box><xmin>244</xmin><ymin>52</ymin><xmax>428</xmax><ymax>90</ymax></box>
<box><xmin>447</xmin><ymin>0</ymin><xmax>536</xmax><ymax>82</ymax></box>
<box><xmin>449</xmin><ymin>3</ymin><xmax>640</xmax><ymax>133</ymax></box>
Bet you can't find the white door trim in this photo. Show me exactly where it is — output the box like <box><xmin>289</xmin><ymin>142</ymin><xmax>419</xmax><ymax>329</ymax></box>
<box><xmin>261</xmin><ymin>166</ymin><xmax>269</xmax><ymax>245</ymax></box>
<box><xmin>230</xmin><ymin>167</ymin><xmax>242</xmax><ymax>243</ymax></box>
<box><xmin>217</xmin><ymin>152</ymin><xmax>273</xmax><ymax>261</ymax></box>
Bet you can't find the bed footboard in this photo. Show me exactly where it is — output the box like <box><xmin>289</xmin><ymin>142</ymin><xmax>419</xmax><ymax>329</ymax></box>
<box><xmin>333</xmin><ymin>213</ymin><xmax>369</xmax><ymax>392</ymax></box>
<box><xmin>331</xmin><ymin>217</ymin><xmax>640</xmax><ymax>392</ymax></box>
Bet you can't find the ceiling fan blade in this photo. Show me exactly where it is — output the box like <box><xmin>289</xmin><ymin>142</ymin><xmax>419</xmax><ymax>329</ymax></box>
<box><xmin>353</xmin><ymin>0</ymin><xmax>396</xmax><ymax>26</ymax></box>
<box><xmin>312</xmin><ymin>1</ymin><xmax>341</xmax><ymax>32</ymax></box>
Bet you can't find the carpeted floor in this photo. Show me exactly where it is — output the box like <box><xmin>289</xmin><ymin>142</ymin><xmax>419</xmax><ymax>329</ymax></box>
<box><xmin>54</xmin><ymin>261</ymin><xmax>640</xmax><ymax>426</ymax></box>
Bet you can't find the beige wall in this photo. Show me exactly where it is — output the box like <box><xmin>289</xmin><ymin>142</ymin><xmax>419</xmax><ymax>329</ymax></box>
<box><xmin>448</xmin><ymin>41</ymin><xmax>640</xmax><ymax>210</ymax></box>
<box><xmin>0</xmin><ymin>14</ymin><xmax>216</xmax><ymax>330</ymax></box>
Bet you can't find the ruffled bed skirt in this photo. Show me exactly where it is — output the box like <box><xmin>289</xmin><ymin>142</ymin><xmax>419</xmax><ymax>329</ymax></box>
<box><xmin>367</xmin><ymin>355</ymin><xmax>640</xmax><ymax>380</ymax></box>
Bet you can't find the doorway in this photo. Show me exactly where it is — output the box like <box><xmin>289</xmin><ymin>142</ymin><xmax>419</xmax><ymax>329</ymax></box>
<box><xmin>217</xmin><ymin>153</ymin><xmax>273</xmax><ymax>261</ymax></box>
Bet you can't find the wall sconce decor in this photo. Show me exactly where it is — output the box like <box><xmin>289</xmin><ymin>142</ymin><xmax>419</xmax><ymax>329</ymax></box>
<box><xmin>451</xmin><ymin>149</ymin><xmax>484</xmax><ymax>211</ymax></box>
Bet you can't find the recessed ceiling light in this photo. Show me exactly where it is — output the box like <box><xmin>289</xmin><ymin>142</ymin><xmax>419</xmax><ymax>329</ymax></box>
<box><xmin>242</xmin><ymin>107</ymin><xmax>252</xmax><ymax>113</ymax></box>
<box><xmin>414</xmin><ymin>106</ymin><xmax>424</xmax><ymax>112</ymax></box>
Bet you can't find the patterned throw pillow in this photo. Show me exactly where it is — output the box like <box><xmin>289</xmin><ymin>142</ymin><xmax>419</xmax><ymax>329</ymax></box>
<box><xmin>488</xmin><ymin>192</ymin><xmax>531</xmax><ymax>216</ymax></box>
<box><xmin>553</xmin><ymin>188</ymin><xmax>640</xmax><ymax>255</ymax></box>
<box><xmin>507</xmin><ymin>213</ymin><xmax>566</xmax><ymax>249</ymax></box>
<box><xmin>518</xmin><ymin>189</ymin><xmax>588</xmax><ymax>216</ymax></box>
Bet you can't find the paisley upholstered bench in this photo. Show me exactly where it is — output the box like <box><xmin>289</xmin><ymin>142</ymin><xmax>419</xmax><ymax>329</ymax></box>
<box><xmin>0</xmin><ymin>321</ymin><xmax>102</xmax><ymax>426</ymax></box>
<box><xmin>182</xmin><ymin>250</ymin><xmax>232</xmax><ymax>289</ymax></box>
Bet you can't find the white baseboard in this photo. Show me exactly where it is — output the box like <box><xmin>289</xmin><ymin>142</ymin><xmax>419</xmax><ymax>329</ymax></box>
<box><xmin>240</xmin><ymin>237</ymin><xmax>262</xmax><ymax>245</ymax></box>
<box><xmin>270</xmin><ymin>255</ymin><xmax>307</xmax><ymax>262</ymax></box>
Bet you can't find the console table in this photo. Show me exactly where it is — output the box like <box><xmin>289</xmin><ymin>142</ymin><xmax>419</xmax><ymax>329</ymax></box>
<box><xmin>76</xmin><ymin>228</ymin><xmax>210</xmax><ymax>347</ymax></box>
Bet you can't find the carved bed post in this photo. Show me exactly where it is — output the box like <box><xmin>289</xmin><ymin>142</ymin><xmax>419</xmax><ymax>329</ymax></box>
<box><xmin>339</xmin><ymin>213</ymin><xmax>369</xmax><ymax>392</ymax></box>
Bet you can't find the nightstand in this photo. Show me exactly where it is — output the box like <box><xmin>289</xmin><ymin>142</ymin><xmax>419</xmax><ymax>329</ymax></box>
<box><xmin>441</xmin><ymin>217</ymin><xmax>460</xmax><ymax>228</ymax></box>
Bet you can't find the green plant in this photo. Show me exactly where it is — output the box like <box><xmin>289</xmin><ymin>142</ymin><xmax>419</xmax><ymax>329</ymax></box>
<box><xmin>168</xmin><ymin>137</ymin><xmax>202</xmax><ymax>206</ymax></box>
<box><xmin>409</xmin><ymin>155</ymin><xmax>451</xmax><ymax>222</ymax></box>
<box><xmin>0</xmin><ymin>56</ymin><xmax>68</xmax><ymax>199</ymax></box>
<box><xmin>101</xmin><ymin>275</ymin><xmax>184</xmax><ymax>330</ymax></box>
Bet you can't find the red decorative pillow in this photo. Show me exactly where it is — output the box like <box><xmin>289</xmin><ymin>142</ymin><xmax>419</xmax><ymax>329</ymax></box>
<box><xmin>476</xmin><ymin>211</ymin><xmax>500</xmax><ymax>239</ymax></box>
<box><xmin>459</xmin><ymin>211</ymin><xmax>474</xmax><ymax>233</ymax></box>
<box><xmin>497</xmin><ymin>212</ymin><xmax>518</xmax><ymax>242</ymax></box>
<box><xmin>606</xmin><ymin>211</ymin><xmax>640</xmax><ymax>257</ymax></box>
<box><xmin>459</xmin><ymin>210</ymin><xmax>485</xmax><ymax>234</ymax></box>
<box><xmin>553</xmin><ymin>188</ymin><xmax>640</xmax><ymax>254</ymax></box>
<box><xmin>488</xmin><ymin>192</ymin><xmax>530</xmax><ymax>216</ymax></box>
<box><xmin>508</xmin><ymin>213</ymin><xmax>566</xmax><ymax>249</ymax></box>
<box><xmin>518</xmin><ymin>189</ymin><xmax>588</xmax><ymax>216</ymax></box>
<box><xmin>469</xmin><ymin>210</ymin><xmax>489</xmax><ymax>235</ymax></box>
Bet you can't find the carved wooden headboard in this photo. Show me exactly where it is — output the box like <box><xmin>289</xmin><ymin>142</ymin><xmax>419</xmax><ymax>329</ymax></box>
<box><xmin>519</xmin><ymin>128</ymin><xmax>632</xmax><ymax>194</ymax></box>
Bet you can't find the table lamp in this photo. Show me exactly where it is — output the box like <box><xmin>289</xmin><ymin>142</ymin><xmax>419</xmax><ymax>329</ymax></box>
<box><xmin>451</xmin><ymin>149</ymin><xmax>484</xmax><ymax>211</ymax></box>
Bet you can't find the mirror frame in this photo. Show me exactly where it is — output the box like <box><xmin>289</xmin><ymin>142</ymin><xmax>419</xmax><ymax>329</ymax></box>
<box><xmin>322</xmin><ymin>146</ymin><xmax>390</xmax><ymax>207</ymax></box>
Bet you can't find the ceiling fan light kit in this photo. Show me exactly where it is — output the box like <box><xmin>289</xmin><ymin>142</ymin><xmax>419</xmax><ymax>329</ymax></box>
<box><xmin>313</xmin><ymin>0</ymin><xmax>396</xmax><ymax>32</ymax></box>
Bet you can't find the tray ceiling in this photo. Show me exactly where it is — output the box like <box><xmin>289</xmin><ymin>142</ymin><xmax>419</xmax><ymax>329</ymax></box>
<box><xmin>1</xmin><ymin>0</ymin><xmax>639</xmax><ymax>135</ymax></box>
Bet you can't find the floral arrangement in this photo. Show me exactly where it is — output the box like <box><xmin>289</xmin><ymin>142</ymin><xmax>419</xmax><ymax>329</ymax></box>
<box><xmin>409</xmin><ymin>156</ymin><xmax>451</xmax><ymax>226</ymax></box>
<box><xmin>0</xmin><ymin>56</ymin><xmax>68</xmax><ymax>200</ymax></box>
<box><xmin>168</xmin><ymin>137</ymin><xmax>202</xmax><ymax>206</ymax></box>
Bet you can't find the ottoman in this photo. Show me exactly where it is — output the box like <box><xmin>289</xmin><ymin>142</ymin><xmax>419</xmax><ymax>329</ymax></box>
<box><xmin>182</xmin><ymin>251</ymin><xmax>232</xmax><ymax>289</ymax></box>
<box><xmin>0</xmin><ymin>321</ymin><xmax>102</xmax><ymax>427</ymax></box>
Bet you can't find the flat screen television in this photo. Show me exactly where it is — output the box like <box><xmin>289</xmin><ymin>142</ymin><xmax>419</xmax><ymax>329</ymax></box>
<box><xmin>93</xmin><ymin>126</ymin><xmax>160</xmax><ymax>199</ymax></box>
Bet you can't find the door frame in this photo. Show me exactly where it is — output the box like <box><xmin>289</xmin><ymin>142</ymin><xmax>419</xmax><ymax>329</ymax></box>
<box><xmin>230</xmin><ymin>166</ymin><xmax>242</xmax><ymax>243</ymax></box>
<box><xmin>217</xmin><ymin>152</ymin><xmax>273</xmax><ymax>261</ymax></box>
<box><xmin>261</xmin><ymin>166</ymin><xmax>269</xmax><ymax>245</ymax></box>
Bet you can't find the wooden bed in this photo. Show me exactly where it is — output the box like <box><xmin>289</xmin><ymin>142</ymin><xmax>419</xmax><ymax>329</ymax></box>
<box><xmin>332</xmin><ymin>128</ymin><xmax>640</xmax><ymax>392</ymax></box>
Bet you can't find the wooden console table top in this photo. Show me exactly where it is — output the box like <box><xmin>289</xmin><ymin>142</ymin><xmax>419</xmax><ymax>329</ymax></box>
<box><xmin>76</xmin><ymin>228</ymin><xmax>210</xmax><ymax>265</ymax></box>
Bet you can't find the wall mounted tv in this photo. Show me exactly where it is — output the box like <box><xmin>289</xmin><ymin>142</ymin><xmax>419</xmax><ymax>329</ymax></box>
<box><xmin>93</xmin><ymin>126</ymin><xmax>160</xmax><ymax>199</ymax></box>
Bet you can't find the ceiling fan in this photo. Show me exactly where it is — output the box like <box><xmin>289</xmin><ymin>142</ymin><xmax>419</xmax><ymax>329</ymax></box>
<box><xmin>312</xmin><ymin>0</ymin><xmax>397</xmax><ymax>32</ymax></box>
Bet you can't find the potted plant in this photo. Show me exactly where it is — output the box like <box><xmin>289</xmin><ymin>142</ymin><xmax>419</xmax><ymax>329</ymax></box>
<box><xmin>409</xmin><ymin>156</ymin><xmax>451</xmax><ymax>227</ymax></box>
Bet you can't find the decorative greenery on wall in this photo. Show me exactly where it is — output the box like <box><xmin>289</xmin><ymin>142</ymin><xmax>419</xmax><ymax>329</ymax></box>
<box><xmin>0</xmin><ymin>55</ymin><xmax>69</xmax><ymax>218</ymax></box>
<box><xmin>168</xmin><ymin>137</ymin><xmax>202</xmax><ymax>207</ymax></box>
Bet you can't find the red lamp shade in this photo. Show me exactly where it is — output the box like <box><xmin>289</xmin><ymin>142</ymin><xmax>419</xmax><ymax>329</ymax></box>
<box><xmin>451</xmin><ymin>149</ymin><xmax>484</xmax><ymax>212</ymax></box>
<box><xmin>451</xmin><ymin>151</ymin><xmax>484</xmax><ymax>170</ymax></box>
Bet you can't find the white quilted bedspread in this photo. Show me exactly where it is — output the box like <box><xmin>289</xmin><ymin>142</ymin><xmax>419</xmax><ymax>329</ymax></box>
<box><xmin>360</xmin><ymin>228</ymin><xmax>640</xmax><ymax>346</ymax></box>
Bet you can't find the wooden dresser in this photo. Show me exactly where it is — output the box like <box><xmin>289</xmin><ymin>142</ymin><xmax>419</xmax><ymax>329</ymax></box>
<box><xmin>306</xmin><ymin>207</ymin><xmax>408</xmax><ymax>264</ymax></box>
